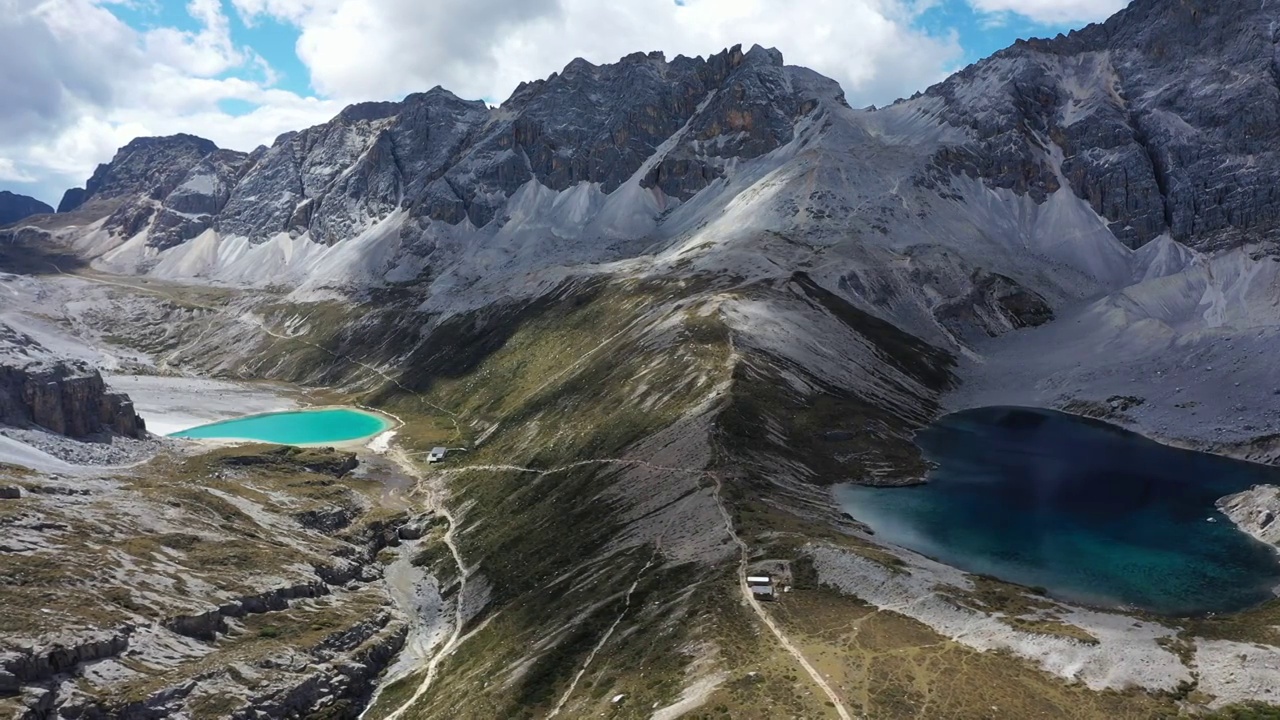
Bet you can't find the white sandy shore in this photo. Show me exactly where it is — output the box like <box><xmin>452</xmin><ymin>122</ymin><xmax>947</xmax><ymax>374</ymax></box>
<box><xmin>106</xmin><ymin>374</ymin><xmax>299</xmax><ymax>436</ymax></box>
<box><xmin>163</xmin><ymin>406</ymin><xmax>400</xmax><ymax>452</ymax></box>
<box><xmin>809</xmin><ymin>543</ymin><xmax>1191</xmax><ymax>693</ymax></box>
<box><xmin>810</xmin><ymin>533</ymin><xmax>1280</xmax><ymax>708</ymax></box>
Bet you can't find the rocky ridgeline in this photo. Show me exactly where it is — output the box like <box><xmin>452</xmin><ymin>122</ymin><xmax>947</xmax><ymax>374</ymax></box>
<box><xmin>48</xmin><ymin>44</ymin><xmax>840</xmax><ymax>250</ymax></box>
<box><xmin>0</xmin><ymin>192</ymin><xmax>53</xmax><ymax>227</ymax></box>
<box><xmin>32</xmin><ymin>1</ymin><xmax>1280</xmax><ymax>266</ymax></box>
<box><xmin>0</xmin><ymin>326</ymin><xmax>145</xmax><ymax>439</ymax></box>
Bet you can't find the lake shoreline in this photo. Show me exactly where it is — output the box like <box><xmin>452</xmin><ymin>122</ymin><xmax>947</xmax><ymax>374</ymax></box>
<box><xmin>836</xmin><ymin>406</ymin><xmax>1280</xmax><ymax>617</ymax></box>
<box><xmin>169</xmin><ymin>406</ymin><xmax>400</xmax><ymax>448</ymax></box>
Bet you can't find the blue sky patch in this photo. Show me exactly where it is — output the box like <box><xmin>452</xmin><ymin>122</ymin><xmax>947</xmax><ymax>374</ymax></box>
<box><xmin>107</xmin><ymin>0</ymin><xmax>204</xmax><ymax>34</ymax></box>
<box><xmin>227</xmin><ymin>8</ymin><xmax>313</xmax><ymax>96</ymax></box>
<box><xmin>919</xmin><ymin>1</ymin><xmax>1083</xmax><ymax>68</ymax></box>
<box><xmin>216</xmin><ymin>97</ymin><xmax>259</xmax><ymax>116</ymax></box>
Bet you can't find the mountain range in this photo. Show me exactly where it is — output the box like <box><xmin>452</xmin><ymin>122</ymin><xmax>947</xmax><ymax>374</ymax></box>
<box><xmin>3</xmin><ymin>0</ymin><xmax>1280</xmax><ymax>717</ymax></box>
<box><xmin>12</xmin><ymin>0</ymin><xmax>1274</xmax><ymax>352</ymax></box>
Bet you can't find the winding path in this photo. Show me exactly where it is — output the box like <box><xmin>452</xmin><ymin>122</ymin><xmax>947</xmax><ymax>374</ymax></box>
<box><xmin>61</xmin><ymin>268</ymin><xmax>848</xmax><ymax>717</ymax></box>
<box><xmin>710</xmin><ymin>473</ymin><xmax>854</xmax><ymax>720</ymax></box>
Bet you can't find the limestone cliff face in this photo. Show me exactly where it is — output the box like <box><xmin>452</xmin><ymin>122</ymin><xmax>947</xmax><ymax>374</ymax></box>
<box><xmin>0</xmin><ymin>363</ymin><xmax>146</xmax><ymax>439</ymax></box>
<box><xmin>923</xmin><ymin>0</ymin><xmax>1280</xmax><ymax>251</ymax></box>
<box><xmin>0</xmin><ymin>326</ymin><xmax>146</xmax><ymax>440</ymax></box>
<box><xmin>55</xmin><ymin>135</ymin><xmax>250</xmax><ymax>252</ymax></box>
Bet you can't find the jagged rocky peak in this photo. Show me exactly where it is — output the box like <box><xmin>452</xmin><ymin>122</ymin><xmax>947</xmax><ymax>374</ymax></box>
<box><xmin>212</xmin><ymin>88</ymin><xmax>491</xmax><ymax>243</ymax></box>
<box><xmin>50</xmin><ymin>132</ymin><xmax>252</xmax><ymax>251</ymax></box>
<box><xmin>923</xmin><ymin>0</ymin><xmax>1280</xmax><ymax>251</ymax></box>
<box><xmin>480</xmin><ymin>42</ymin><xmax>824</xmax><ymax>210</ymax></box>
<box><xmin>0</xmin><ymin>191</ymin><xmax>53</xmax><ymax>226</ymax></box>
<box><xmin>59</xmin><ymin>133</ymin><xmax>226</xmax><ymax>212</ymax></box>
<box><xmin>105</xmin><ymin>42</ymin><xmax>839</xmax><ymax>244</ymax></box>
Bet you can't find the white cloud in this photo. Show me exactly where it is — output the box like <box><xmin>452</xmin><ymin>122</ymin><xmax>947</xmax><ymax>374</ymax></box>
<box><xmin>966</xmin><ymin>0</ymin><xmax>1127</xmax><ymax>25</ymax></box>
<box><xmin>142</xmin><ymin>0</ymin><xmax>244</xmax><ymax>77</ymax></box>
<box><xmin>0</xmin><ymin>159</ymin><xmax>36</xmax><ymax>183</ymax></box>
<box><xmin>234</xmin><ymin>0</ymin><xmax>963</xmax><ymax>107</ymax></box>
<box><xmin>0</xmin><ymin>0</ymin><xmax>341</xmax><ymax>205</ymax></box>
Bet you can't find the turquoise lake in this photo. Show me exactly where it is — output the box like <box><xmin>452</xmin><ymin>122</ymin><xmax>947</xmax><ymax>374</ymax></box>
<box><xmin>170</xmin><ymin>408</ymin><xmax>392</xmax><ymax>445</ymax></box>
<box><xmin>837</xmin><ymin>407</ymin><xmax>1280</xmax><ymax>616</ymax></box>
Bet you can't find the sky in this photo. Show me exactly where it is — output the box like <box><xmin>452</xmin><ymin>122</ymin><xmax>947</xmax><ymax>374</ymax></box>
<box><xmin>0</xmin><ymin>0</ymin><xmax>1130</xmax><ymax>207</ymax></box>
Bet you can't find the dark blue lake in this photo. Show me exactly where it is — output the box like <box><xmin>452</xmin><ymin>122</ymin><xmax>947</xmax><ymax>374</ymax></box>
<box><xmin>836</xmin><ymin>407</ymin><xmax>1280</xmax><ymax>616</ymax></box>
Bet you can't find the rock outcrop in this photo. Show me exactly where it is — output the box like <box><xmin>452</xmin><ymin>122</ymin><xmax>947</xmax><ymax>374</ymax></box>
<box><xmin>1</xmin><ymin>629</ymin><xmax>131</xmax><ymax>689</ymax></box>
<box><xmin>1219</xmin><ymin>485</ymin><xmax>1280</xmax><ymax>546</ymax></box>
<box><xmin>0</xmin><ymin>325</ymin><xmax>146</xmax><ymax>439</ymax></box>
<box><xmin>164</xmin><ymin>583</ymin><xmax>331</xmax><ymax>641</ymax></box>
<box><xmin>0</xmin><ymin>192</ymin><xmax>53</xmax><ymax>226</ymax></box>
<box><xmin>228</xmin><ymin>615</ymin><xmax>406</xmax><ymax>720</ymax></box>
<box><xmin>219</xmin><ymin>445</ymin><xmax>359</xmax><ymax>477</ymax></box>
<box><xmin>0</xmin><ymin>363</ymin><xmax>146</xmax><ymax>439</ymax></box>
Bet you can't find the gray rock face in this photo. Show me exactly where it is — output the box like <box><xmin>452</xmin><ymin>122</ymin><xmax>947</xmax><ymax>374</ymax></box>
<box><xmin>146</xmin><ymin>148</ymin><xmax>250</xmax><ymax>250</ymax></box>
<box><xmin>55</xmin><ymin>134</ymin><xmax>249</xmax><ymax>250</ymax></box>
<box><xmin>0</xmin><ymin>362</ymin><xmax>146</xmax><ymax>439</ymax></box>
<box><xmin>1</xmin><ymin>629</ymin><xmax>131</xmax><ymax>686</ymax></box>
<box><xmin>1218</xmin><ymin>485</ymin><xmax>1280</xmax><ymax>546</ymax></box>
<box><xmin>164</xmin><ymin>583</ymin><xmax>330</xmax><ymax>641</ymax></box>
<box><xmin>57</xmin><ymin>44</ymin><xmax>838</xmax><ymax>245</ymax></box>
<box><xmin>0</xmin><ymin>192</ymin><xmax>53</xmax><ymax>226</ymax></box>
<box><xmin>922</xmin><ymin>0</ymin><xmax>1280</xmax><ymax>251</ymax></box>
<box><xmin>214</xmin><ymin>43</ymin><xmax>834</xmax><ymax>236</ymax></box>
<box><xmin>0</xmin><ymin>325</ymin><xmax>146</xmax><ymax>439</ymax></box>
<box><xmin>75</xmin><ymin>134</ymin><xmax>222</xmax><ymax>207</ymax></box>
